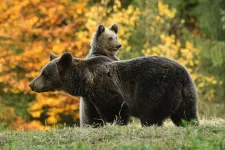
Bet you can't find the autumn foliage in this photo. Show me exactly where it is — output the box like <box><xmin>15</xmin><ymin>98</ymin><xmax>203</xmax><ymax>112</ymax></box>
<box><xmin>0</xmin><ymin>0</ymin><xmax>91</xmax><ymax>130</ymax></box>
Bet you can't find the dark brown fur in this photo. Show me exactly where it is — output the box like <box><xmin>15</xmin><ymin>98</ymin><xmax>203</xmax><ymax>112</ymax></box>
<box><xmin>30</xmin><ymin>53</ymin><xmax>199</xmax><ymax>127</ymax></box>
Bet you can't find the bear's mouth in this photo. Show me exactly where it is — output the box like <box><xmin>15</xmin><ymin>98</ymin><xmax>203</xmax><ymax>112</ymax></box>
<box><xmin>35</xmin><ymin>87</ymin><xmax>54</xmax><ymax>93</ymax></box>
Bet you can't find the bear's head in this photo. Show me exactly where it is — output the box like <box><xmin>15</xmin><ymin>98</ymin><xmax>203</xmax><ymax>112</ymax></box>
<box><xmin>29</xmin><ymin>52</ymin><xmax>113</xmax><ymax>96</ymax></box>
<box><xmin>91</xmin><ymin>24</ymin><xmax>121</xmax><ymax>55</ymax></box>
<box><xmin>29</xmin><ymin>52</ymin><xmax>81</xmax><ymax>94</ymax></box>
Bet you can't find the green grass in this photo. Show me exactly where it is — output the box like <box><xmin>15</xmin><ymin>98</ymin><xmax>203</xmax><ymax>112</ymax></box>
<box><xmin>0</xmin><ymin>118</ymin><xmax>225</xmax><ymax>150</ymax></box>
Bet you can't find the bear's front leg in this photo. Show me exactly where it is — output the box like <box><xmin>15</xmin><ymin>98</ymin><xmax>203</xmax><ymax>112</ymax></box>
<box><xmin>80</xmin><ymin>97</ymin><xmax>104</xmax><ymax>127</ymax></box>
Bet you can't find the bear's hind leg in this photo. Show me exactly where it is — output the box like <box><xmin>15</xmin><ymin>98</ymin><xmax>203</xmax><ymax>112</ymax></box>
<box><xmin>171</xmin><ymin>102</ymin><xmax>199</xmax><ymax>126</ymax></box>
<box><xmin>171</xmin><ymin>72</ymin><xmax>199</xmax><ymax>126</ymax></box>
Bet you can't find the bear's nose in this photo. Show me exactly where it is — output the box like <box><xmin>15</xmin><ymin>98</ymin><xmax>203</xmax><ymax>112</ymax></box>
<box><xmin>29</xmin><ymin>83</ymin><xmax>34</xmax><ymax>91</ymax></box>
<box><xmin>117</xmin><ymin>44</ymin><xmax>121</xmax><ymax>49</ymax></box>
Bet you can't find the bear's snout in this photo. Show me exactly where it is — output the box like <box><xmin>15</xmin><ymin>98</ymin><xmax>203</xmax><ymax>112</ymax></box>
<box><xmin>29</xmin><ymin>76</ymin><xmax>45</xmax><ymax>92</ymax></box>
<box><xmin>116</xmin><ymin>44</ymin><xmax>121</xmax><ymax>49</ymax></box>
<box><xmin>29</xmin><ymin>82</ymin><xmax>34</xmax><ymax>91</ymax></box>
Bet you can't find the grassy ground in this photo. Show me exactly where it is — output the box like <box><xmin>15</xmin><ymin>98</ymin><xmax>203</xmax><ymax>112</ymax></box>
<box><xmin>0</xmin><ymin>118</ymin><xmax>225</xmax><ymax>150</ymax></box>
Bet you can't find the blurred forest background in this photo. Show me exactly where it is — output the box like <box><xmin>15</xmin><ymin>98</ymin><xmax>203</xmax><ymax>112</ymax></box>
<box><xmin>0</xmin><ymin>0</ymin><xmax>225</xmax><ymax>130</ymax></box>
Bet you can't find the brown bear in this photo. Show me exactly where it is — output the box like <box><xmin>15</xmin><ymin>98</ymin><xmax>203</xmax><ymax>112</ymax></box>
<box><xmin>29</xmin><ymin>52</ymin><xmax>199</xmax><ymax>127</ymax></box>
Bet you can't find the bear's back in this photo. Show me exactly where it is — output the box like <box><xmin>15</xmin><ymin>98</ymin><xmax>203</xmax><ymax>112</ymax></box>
<box><xmin>114</xmin><ymin>56</ymin><xmax>185</xmax><ymax>72</ymax></box>
<box><xmin>108</xmin><ymin>56</ymin><xmax>189</xmax><ymax>85</ymax></box>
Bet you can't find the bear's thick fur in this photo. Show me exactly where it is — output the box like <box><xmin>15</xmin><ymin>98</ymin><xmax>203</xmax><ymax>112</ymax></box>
<box><xmin>80</xmin><ymin>24</ymin><xmax>128</xmax><ymax>127</ymax></box>
<box><xmin>30</xmin><ymin>52</ymin><xmax>199</xmax><ymax>126</ymax></box>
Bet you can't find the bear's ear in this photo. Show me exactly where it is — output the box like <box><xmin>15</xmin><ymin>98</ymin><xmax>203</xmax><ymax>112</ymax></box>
<box><xmin>50</xmin><ymin>52</ymin><xmax>58</xmax><ymax>61</ymax></box>
<box><xmin>57</xmin><ymin>52</ymin><xmax>73</xmax><ymax>69</ymax></box>
<box><xmin>96</xmin><ymin>24</ymin><xmax>105</xmax><ymax>38</ymax></box>
<box><xmin>109</xmin><ymin>24</ymin><xmax>118</xmax><ymax>34</ymax></box>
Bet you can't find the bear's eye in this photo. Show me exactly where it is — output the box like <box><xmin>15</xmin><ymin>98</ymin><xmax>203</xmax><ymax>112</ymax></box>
<box><xmin>42</xmin><ymin>71</ymin><xmax>48</xmax><ymax>77</ymax></box>
<box><xmin>108</xmin><ymin>37</ymin><xmax>113</xmax><ymax>41</ymax></box>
